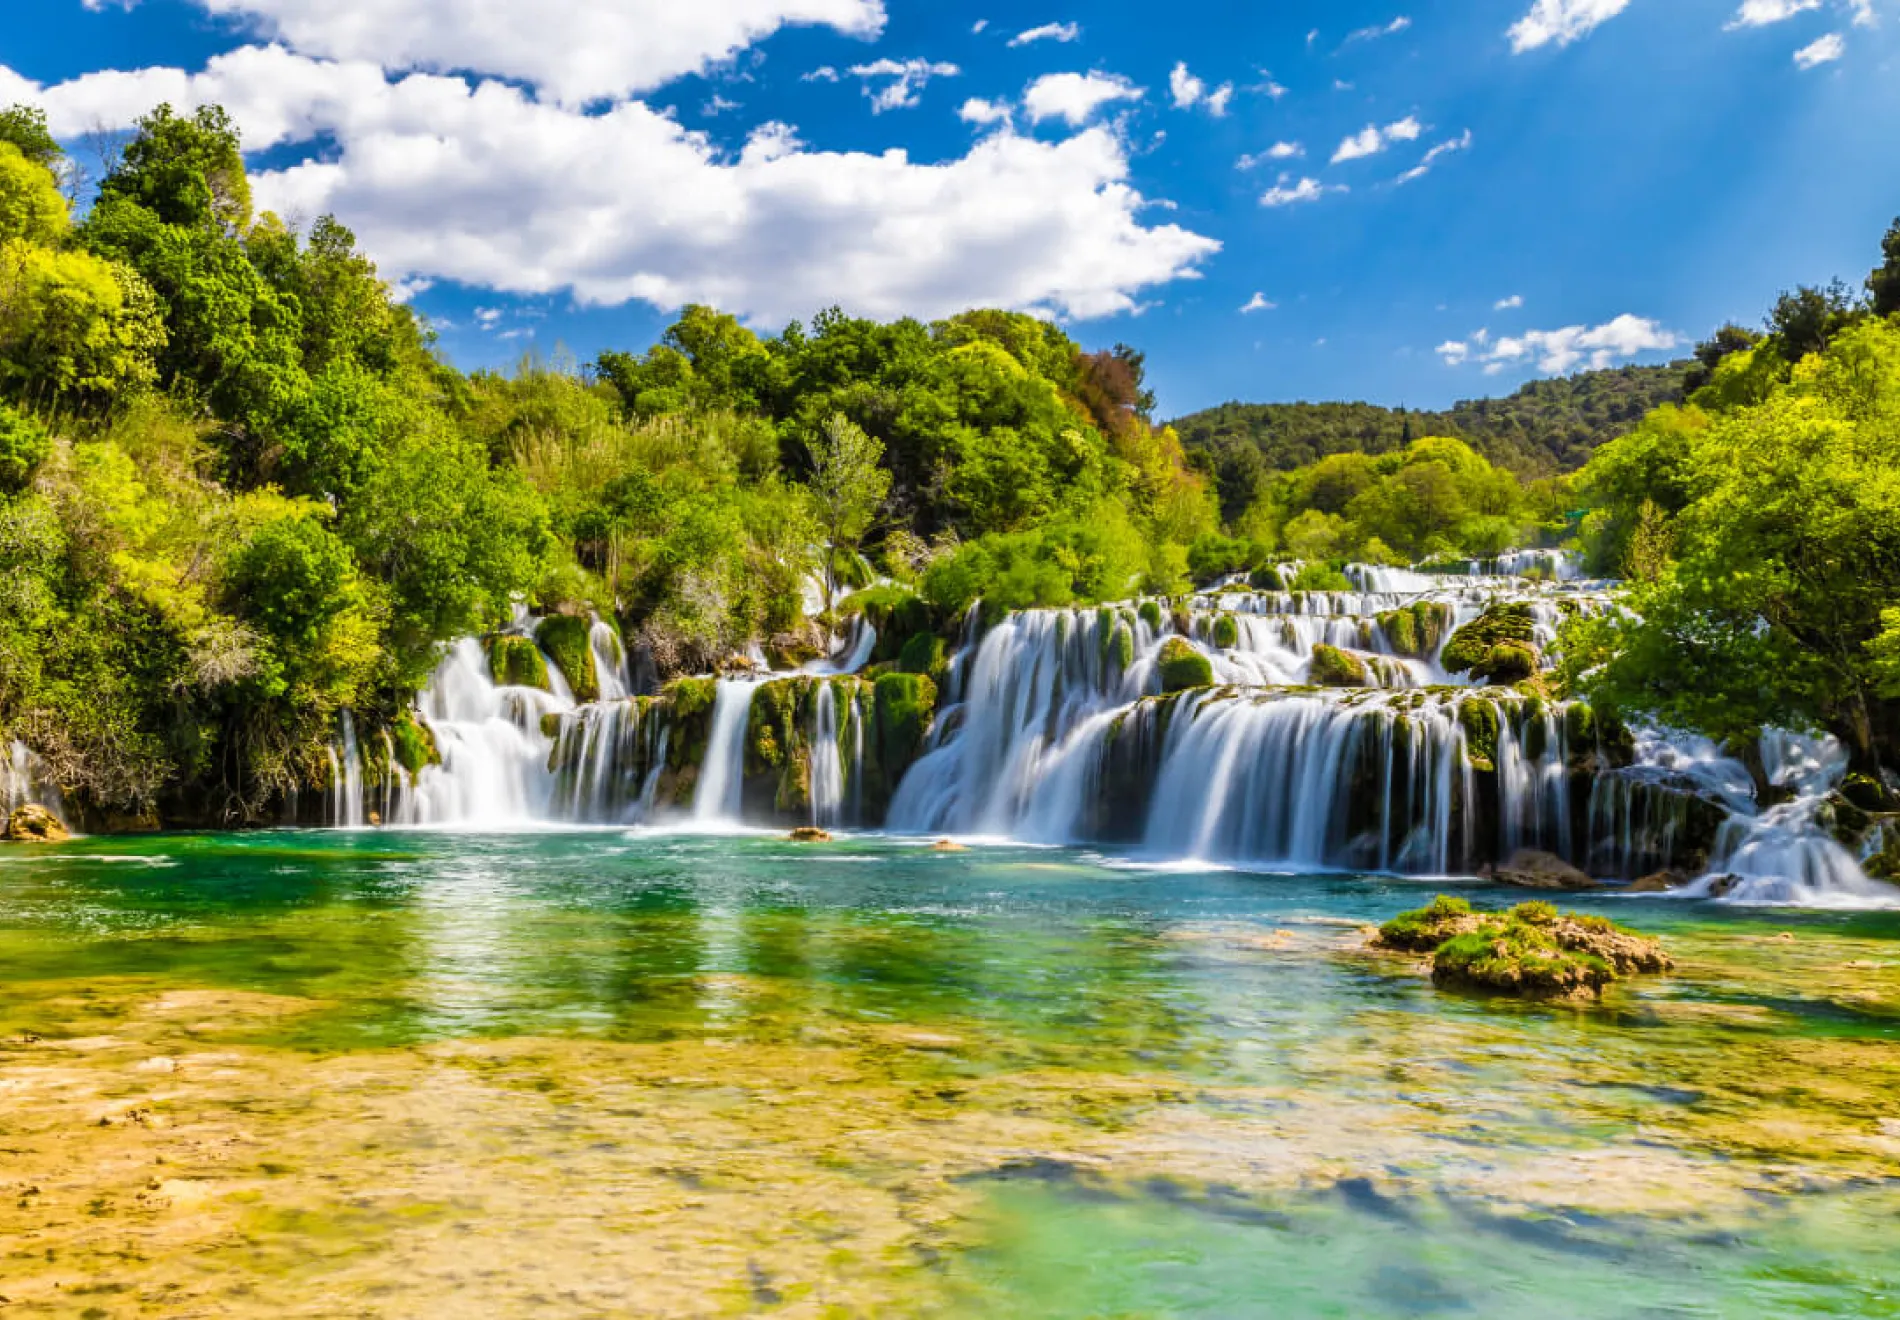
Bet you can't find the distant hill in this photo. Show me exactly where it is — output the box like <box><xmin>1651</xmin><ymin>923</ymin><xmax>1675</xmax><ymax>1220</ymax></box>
<box><xmin>1171</xmin><ymin>362</ymin><xmax>1690</xmax><ymax>497</ymax></box>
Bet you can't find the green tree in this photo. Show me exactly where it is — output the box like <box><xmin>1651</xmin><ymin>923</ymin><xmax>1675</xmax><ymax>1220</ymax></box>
<box><xmin>805</xmin><ymin>413</ymin><xmax>891</xmax><ymax>611</ymax></box>
<box><xmin>1872</xmin><ymin>216</ymin><xmax>1900</xmax><ymax>320</ymax></box>
<box><xmin>0</xmin><ymin>106</ymin><xmax>63</xmax><ymax>174</ymax></box>
<box><xmin>0</xmin><ymin>142</ymin><xmax>69</xmax><ymax>246</ymax></box>
<box><xmin>96</xmin><ymin>104</ymin><xmax>251</xmax><ymax>233</ymax></box>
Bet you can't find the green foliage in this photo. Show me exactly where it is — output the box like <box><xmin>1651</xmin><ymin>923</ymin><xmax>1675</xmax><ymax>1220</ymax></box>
<box><xmin>0</xmin><ymin>106</ymin><xmax>62</xmax><ymax>174</ymax></box>
<box><xmin>98</xmin><ymin>104</ymin><xmax>252</xmax><ymax>233</ymax></box>
<box><xmin>806</xmin><ymin>413</ymin><xmax>891</xmax><ymax>609</ymax></box>
<box><xmin>1567</xmin><ymin>319</ymin><xmax>1900</xmax><ymax>770</ymax></box>
<box><xmin>872</xmin><ymin>673</ymin><xmax>937</xmax><ymax>777</ymax></box>
<box><xmin>1432</xmin><ymin>918</ymin><xmax>1614</xmax><ymax>1000</ymax></box>
<box><xmin>897</xmin><ymin>631</ymin><xmax>948</xmax><ymax>685</ymax></box>
<box><xmin>1288</xmin><ymin>561</ymin><xmax>1352</xmax><ymax>593</ymax></box>
<box><xmin>535</xmin><ymin>614</ymin><xmax>598</xmax><ymax>703</ymax></box>
<box><xmin>1157</xmin><ymin>637</ymin><xmax>1213</xmax><ymax>693</ymax></box>
<box><xmin>1211</xmin><ymin>614</ymin><xmax>1239</xmax><ymax>649</ymax></box>
<box><xmin>1376</xmin><ymin>895</ymin><xmax>1477</xmax><ymax>953</ymax></box>
<box><xmin>0</xmin><ymin>400</ymin><xmax>49</xmax><ymax>492</ymax></box>
<box><xmin>1872</xmin><ymin>217</ymin><xmax>1900</xmax><ymax>320</ymax></box>
<box><xmin>0</xmin><ymin>142</ymin><xmax>68</xmax><ymax>246</ymax></box>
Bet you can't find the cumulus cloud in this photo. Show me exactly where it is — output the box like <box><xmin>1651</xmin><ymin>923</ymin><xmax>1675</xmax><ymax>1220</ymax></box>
<box><xmin>1260</xmin><ymin>175</ymin><xmax>1347</xmax><ymax>208</ymax></box>
<box><xmin>1330</xmin><ymin>116</ymin><xmax>1422</xmax><ymax>164</ymax></box>
<box><xmin>1239</xmin><ymin>292</ymin><xmax>1276</xmax><ymax>313</ymax></box>
<box><xmin>1008</xmin><ymin>21</ymin><xmax>1080</xmax><ymax>46</ymax></box>
<box><xmin>1727</xmin><ymin>0</ymin><xmax>1821</xmax><ymax>25</ymax></box>
<box><xmin>1022</xmin><ymin>71</ymin><xmax>1143</xmax><ymax>125</ymax></box>
<box><xmin>1168</xmin><ymin>62</ymin><xmax>1234</xmax><ymax>116</ymax></box>
<box><xmin>1508</xmin><ymin>0</ymin><xmax>1633</xmax><ymax>52</ymax></box>
<box><xmin>958</xmin><ymin>97</ymin><xmax>1013</xmax><ymax>128</ymax></box>
<box><xmin>1396</xmin><ymin>129</ymin><xmax>1471</xmax><ymax>183</ymax></box>
<box><xmin>1440</xmin><ymin>314</ymin><xmax>1677</xmax><ymax>373</ymax></box>
<box><xmin>1793</xmin><ymin>31</ymin><xmax>1847</xmax><ymax>63</ymax></box>
<box><xmin>846</xmin><ymin>58</ymin><xmax>958</xmax><ymax>112</ymax></box>
<box><xmin>152</xmin><ymin>0</ymin><xmax>888</xmax><ymax>106</ymax></box>
<box><xmin>1495</xmin><ymin>293</ymin><xmax>1524</xmax><ymax>310</ymax></box>
<box><xmin>4</xmin><ymin>50</ymin><xmax>1216</xmax><ymax>323</ymax></box>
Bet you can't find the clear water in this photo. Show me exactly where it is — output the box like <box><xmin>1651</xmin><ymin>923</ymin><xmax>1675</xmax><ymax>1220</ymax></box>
<box><xmin>2</xmin><ymin>832</ymin><xmax>1897</xmax><ymax>1315</ymax></box>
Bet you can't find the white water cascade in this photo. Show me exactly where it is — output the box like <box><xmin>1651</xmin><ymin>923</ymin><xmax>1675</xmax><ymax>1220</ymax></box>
<box><xmin>328</xmin><ymin>710</ymin><xmax>367</xmax><ymax>828</ymax></box>
<box><xmin>3</xmin><ymin>741</ymin><xmax>65</xmax><ymax>825</ymax></box>
<box><xmin>810</xmin><ymin>682</ymin><xmax>844</xmax><ymax>829</ymax></box>
<box><xmin>693</xmin><ymin>679</ymin><xmax>765</xmax><ymax>825</ymax></box>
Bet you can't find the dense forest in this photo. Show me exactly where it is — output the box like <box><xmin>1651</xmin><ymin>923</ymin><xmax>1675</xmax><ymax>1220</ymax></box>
<box><xmin>2</xmin><ymin>98</ymin><xmax>1898</xmax><ymax>828</ymax></box>
<box><xmin>1174</xmin><ymin>364</ymin><xmax>1690</xmax><ymax>521</ymax></box>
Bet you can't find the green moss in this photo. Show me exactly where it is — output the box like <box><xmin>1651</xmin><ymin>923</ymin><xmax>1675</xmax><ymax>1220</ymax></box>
<box><xmin>667</xmin><ymin>677</ymin><xmax>718</xmax><ymax>720</ymax></box>
<box><xmin>1458</xmin><ymin>697</ymin><xmax>1501</xmax><ymax>772</ymax></box>
<box><xmin>1433</xmin><ymin>920</ymin><xmax>1614</xmax><ymax>1000</ymax></box>
<box><xmin>1138</xmin><ymin>600</ymin><xmax>1163</xmax><ymax>631</ymax></box>
<box><xmin>1110</xmin><ymin>623</ymin><xmax>1135</xmax><ymax>674</ymax></box>
<box><xmin>839</xmin><ymin>586</ymin><xmax>932</xmax><ymax>656</ymax></box>
<box><xmin>898</xmin><ymin>632</ymin><xmax>948</xmax><ymax>686</ymax></box>
<box><xmin>1376</xmin><ymin>895</ymin><xmax>1478</xmax><ymax>953</ymax></box>
<box><xmin>534</xmin><ymin>615</ymin><xmax>598</xmax><ymax>703</ymax></box>
<box><xmin>873</xmin><ymin>673</ymin><xmax>938</xmax><ymax>782</ymax></box>
<box><xmin>1442</xmin><ymin>602</ymin><xmax>1537</xmax><ymax>675</ymax></box>
<box><xmin>388</xmin><ymin>711</ymin><xmax>440</xmax><ymax>777</ymax></box>
<box><xmin>1211</xmin><ymin>614</ymin><xmax>1239</xmax><ymax>649</ymax></box>
<box><xmin>1156</xmin><ymin>638</ymin><xmax>1214</xmax><ymax>694</ymax></box>
<box><xmin>1473</xmin><ymin>640</ymin><xmax>1540</xmax><ymax>685</ymax></box>
<box><xmin>488</xmin><ymin>636</ymin><xmax>550</xmax><ymax>691</ymax></box>
<box><xmin>1310</xmin><ymin>644</ymin><xmax>1370</xmax><ymax>688</ymax></box>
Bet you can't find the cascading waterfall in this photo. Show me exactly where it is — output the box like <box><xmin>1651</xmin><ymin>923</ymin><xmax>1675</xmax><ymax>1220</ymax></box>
<box><xmin>694</xmin><ymin>679</ymin><xmax>764</xmax><ymax>825</ymax></box>
<box><xmin>810</xmin><ymin>683</ymin><xmax>843</xmax><ymax>828</ymax></box>
<box><xmin>591</xmin><ymin>619</ymin><xmax>631</xmax><ymax>701</ymax></box>
<box><xmin>329</xmin><ymin>710</ymin><xmax>367</xmax><ymax>828</ymax></box>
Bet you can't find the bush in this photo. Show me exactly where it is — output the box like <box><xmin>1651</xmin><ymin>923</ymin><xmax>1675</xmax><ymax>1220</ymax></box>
<box><xmin>0</xmin><ymin>402</ymin><xmax>50</xmax><ymax>493</ymax></box>
<box><xmin>1289</xmin><ymin>561</ymin><xmax>1352</xmax><ymax>593</ymax></box>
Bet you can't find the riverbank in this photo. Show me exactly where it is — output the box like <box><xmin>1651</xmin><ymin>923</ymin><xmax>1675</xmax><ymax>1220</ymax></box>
<box><xmin>3</xmin><ymin>832</ymin><xmax>1897</xmax><ymax>1314</ymax></box>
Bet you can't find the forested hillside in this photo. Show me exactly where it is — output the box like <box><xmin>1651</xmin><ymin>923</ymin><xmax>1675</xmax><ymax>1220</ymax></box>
<box><xmin>1175</xmin><ymin>363</ymin><xmax>1688</xmax><ymax>521</ymax></box>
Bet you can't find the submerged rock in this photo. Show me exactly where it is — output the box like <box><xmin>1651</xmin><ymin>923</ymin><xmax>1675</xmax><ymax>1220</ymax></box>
<box><xmin>788</xmin><ymin>827</ymin><xmax>833</xmax><ymax>843</ymax></box>
<box><xmin>4</xmin><ymin>804</ymin><xmax>68</xmax><ymax>843</ymax></box>
<box><xmin>1626</xmin><ymin>869</ymin><xmax>1689</xmax><ymax>893</ymax></box>
<box><xmin>932</xmin><ymin>839</ymin><xmax>967</xmax><ymax>852</ymax></box>
<box><xmin>1373</xmin><ymin>894</ymin><xmax>1484</xmax><ymax>952</ymax></box>
<box><xmin>1486</xmin><ymin>849</ymin><xmax>1600</xmax><ymax>891</ymax></box>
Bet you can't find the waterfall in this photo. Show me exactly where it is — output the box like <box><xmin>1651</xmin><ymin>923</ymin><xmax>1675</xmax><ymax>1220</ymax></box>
<box><xmin>810</xmin><ymin>683</ymin><xmax>843</xmax><ymax>828</ymax></box>
<box><xmin>401</xmin><ymin>638</ymin><xmax>566</xmax><ymax>826</ymax></box>
<box><xmin>591</xmin><ymin>619</ymin><xmax>631</xmax><ymax>700</ymax></box>
<box><xmin>3</xmin><ymin>741</ymin><xmax>64</xmax><ymax>825</ymax></box>
<box><xmin>693</xmin><ymin>679</ymin><xmax>763</xmax><ymax>825</ymax></box>
<box><xmin>329</xmin><ymin>711</ymin><xmax>366</xmax><ymax>828</ymax></box>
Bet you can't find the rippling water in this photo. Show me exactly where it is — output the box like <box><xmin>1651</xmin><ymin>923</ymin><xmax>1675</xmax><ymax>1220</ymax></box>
<box><xmin>1</xmin><ymin>831</ymin><xmax>1897</xmax><ymax>1315</ymax></box>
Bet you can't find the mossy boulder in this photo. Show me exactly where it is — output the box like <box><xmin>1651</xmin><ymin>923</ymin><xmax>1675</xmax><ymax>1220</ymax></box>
<box><xmin>1211</xmin><ymin>614</ymin><xmax>1240</xmax><ymax>649</ymax></box>
<box><xmin>1375</xmin><ymin>894</ymin><xmax>1483</xmax><ymax>953</ymax></box>
<box><xmin>1377</xmin><ymin>602</ymin><xmax>1452</xmax><ymax>659</ymax></box>
<box><xmin>4</xmin><ymin>804</ymin><xmax>68</xmax><ymax>843</ymax></box>
<box><xmin>837</xmin><ymin>585</ymin><xmax>933</xmax><ymax>662</ymax></box>
<box><xmin>1138</xmin><ymin>600</ymin><xmax>1164</xmax><ymax>631</ymax></box>
<box><xmin>535</xmin><ymin>614</ymin><xmax>599</xmax><ymax>703</ymax></box>
<box><xmin>1379</xmin><ymin>896</ymin><xmax>1671</xmax><ymax>1001</ymax></box>
<box><xmin>1471</xmin><ymin>640</ymin><xmax>1540</xmax><ymax>685</ymax></box>
<box><xmin>488</xmin><ymin>635</ymin><xmax>550</xmax><ymax>691</ymax></box>
<box><xmin>1108</xmin><ymin>623</ymin><xmax>1135</xmax><ymax>674</ymax></box>
<box><xmin>1487</xmin><ymin>848</ymin><xmax>1599</xmax><ymax>892</ymax></box>
<box><xmin>1310</xmin><ymin>644</ymin><xmax>1370</xmax><ymax>688</ymax></box>
<box><xmin>1157</xmin><ymin>638</ymin><xmax>1214</xmax><ymax>693</ymax></box>
<box><xmin>1458</xmin><ymin>697</ymin><xmax>1501</xmax><ymax>772</ymax></box>
<box><xmin>1442</xmin><ymin>602</ymin><xmax>1537</xmax><ymax>676</ymax></box>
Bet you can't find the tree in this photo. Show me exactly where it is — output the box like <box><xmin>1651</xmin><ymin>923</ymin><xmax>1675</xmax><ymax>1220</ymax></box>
<box><xmin>96</xmin><ymin>104</ymin><xmax>251</xmax><ymax>233</ymax></box>
<box><xmin>0</xmin><ymin>142</ymin><xmax>69</xmax><ymax>246</ymax></box>
<box><xmin>0</xmin><ymin>106</ymin><xmax>62</xmax><ymax>174</ymax></box>
<box><xmin>1871</xmin><ymin>216</ymin><xmax>1900</xmax><ymax>320</ymax></box>
<box><xmin>1768</xmin><ymin>280</ymin><xmax>1860</xmax><ymax>362</ymax></box>
<box><xmin>804</xmin><ymin>413</ymin><xmax>890</xmax><ymax>612</ymax></box>
<box><xmin>1681</xmin><ymin>323</ymin><xmax>1761</xmax><ymax>394</ymax></box>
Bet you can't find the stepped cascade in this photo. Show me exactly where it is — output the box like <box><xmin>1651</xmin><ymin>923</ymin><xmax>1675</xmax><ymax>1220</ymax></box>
<box><xmin>311</xmin><ymin>558</ymin><xmax>1892</xmax><ymax>906</ymax></box>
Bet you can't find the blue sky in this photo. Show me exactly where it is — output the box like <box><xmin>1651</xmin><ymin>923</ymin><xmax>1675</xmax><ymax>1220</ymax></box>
<box><xmin>3</xmin><ymin>0</ymin><xmax>1896</xmax><ymax>417</ymax></box>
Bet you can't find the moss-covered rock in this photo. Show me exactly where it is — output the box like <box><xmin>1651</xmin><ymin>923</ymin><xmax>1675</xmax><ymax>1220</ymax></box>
<box><xmin>1380</xmin><ymin>896</ymin><xmax>1671</xmax><ymax>1001</ymax></box>
<box><xmin>1375</xmin><ymin>894</ymin><xmax>1482</xmax><ymax>953</ymax></box>
<box><xmin>535</xmin><ymin>614</ymin><xmax>599</xmax><ymax>703</ymax></box>
<box><xmin>1109</xmin><ymin>623</ymin><xmax>1135</xmax><ymax>674</ymax></box>
<box><xmin>898</xmin><ymin>632</ymin><xmax>949</xmax><ymax>686</ymax></box>
<box><xmin>1211</xmin><ymin>614</ymin><xmax>1240</xmax><ymax>649</ymax></box>
<box><xmin>389</xmin><ymin>710</ymin><xmax>441</xmax><ymax>776</ymax></box>
<box><xmin>489</xmin><ymin>635</ymin><xmax>550</xmax><ymax>691</ymax></box>
<box><xmin>838</xmin><ymin>585</ymin><xmax>934</xmax><ymax>661</ymax></box>
<box><xmin>1472</xmin><ymin>640</ymin><xmax>1541</xmax><ymax>685</ymax></box>
<box><xmin>1375</xmin><ymin>601</ymin><xmax>1452</xmax><ymax>659</ymax></box>
<box><xmin>1458</xmin><ymin>697</ymin><xmax>1501</xmax><ymax>772</ymax></box>
<box><xmin>1138</xmin><ymin>600</ymin><xmax>1164</xmax><ymax>632</ymax></box>
<box><xmin>1157</xmin><ymin>638</ymin><xmax>1214</xmax><ymax>693</ymax></box>
<box><xmin>1442</xmin><ymin>602</ymin><xmax>1537</xmax><ymax>676</ymax></box>
<box><xmin>1310</xmin><ymin>644</ymin><xmax>1371</xmax><ymax>688</ymax></box>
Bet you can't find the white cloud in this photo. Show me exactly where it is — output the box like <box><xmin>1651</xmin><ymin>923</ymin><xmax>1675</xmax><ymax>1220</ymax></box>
<box><xmin>159</xmin><ymin>0</ymin><xmax>888</xmax><ymax>106</ymax></box>
<box><xmin>1331</xmin><ymin>115</ymin><xmax>1422</xmax><ymax>163</ymax></box>
<box><xmin>1008</xmin><ymin>21</ymin><xmax>1080</xmax><ymax>46</ymax></box>
<box><xmin>846</xmin><ymin>58</ymin><xmax>958</xmax><ymax>112</ymax></box>
<box><xmin>1237</xmin><ymin>141</ymin><xmax>1304</xmax><ymax>169</ymax></box>
<box><xmin>1793</xmin><ymin>30</ymin><xmax>1847</xmax><ymax>63</ymax></box>
<box><xmin>958</xmin><ymin>97</ymin><xmax>1013</xmax><ymax>128</ymax></box>
<box><xmin>972</xmin><ymin>19</ymin><xmax>989</xmax><ymax>33</ymax></box>
<box><xmin>1847</xmin><ymin>0</ymin><xmax>1876</xmax><ymax>26</ymax></box>
<box><xmin>5</xmin><ymin>50</ymin><xmax>1216</xmax><ymax>324</ymax></box>
<box><xmin>1022</xmin><ymin>71</ymin><xmax>1143</xmax><ymax>125</ymax></box>
<box><xmin>1168</xmin><ymin>62</ymin><xmax>1233</xmax><ymax>115</ymax></box>
<box><xmin>1396</xmin><ymin>128</ymin><xmax>1471</xmax><ymax>183</ymax></box>
<box><xmin>1495</xmin><ymin>293</ymin><xmax>1524</xmax><ymax>310</ymax></box>
<box><xmin>1240</xmin><ymin>292</ymin><xmax>1276</xmax><ymax>313</ymax></box>
<box><xmin>474</xmin><ymin>306</ymin><xmax>504</xmax><ymax>329</ymax></box>
<box><xmin>1444</xmin><ymin>314</ymin><xmax>1677</xmax><ymax>373</ymax></box>
<box><xmin>802</xmin><ymin>66</ymin><xmax>840</xmax><ymax>82</ymax></box>
<box><xmin>1260</xmin><ymin>176</ymin><xmax>1346</xmax><ymax>208</ymax></box>
<box><xmin>1508</xmin><ymin>0</ymin><xmax>1633</xmax><ymax>52</ymax></box>
<box><xmin>1727</xmin><ymin>0</ymin><xmax>1821</xmax><ymax>26</ymax></box>
<box><xmin>1344</xmin><ymin>15</ymin><xmax>1412</xmax><ymax>43</ymax></box>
